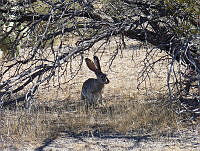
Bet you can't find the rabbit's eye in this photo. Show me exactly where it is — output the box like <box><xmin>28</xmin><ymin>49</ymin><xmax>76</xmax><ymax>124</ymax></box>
<box><xmin>100</xmin><ymin>75</ymin><xmax>106</xmax><ymax>79</ymax></box>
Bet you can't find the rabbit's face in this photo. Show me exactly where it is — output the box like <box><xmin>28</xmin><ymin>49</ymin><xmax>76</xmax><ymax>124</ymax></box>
<box><xmin>96</xmin><ymin>72</ymin><xmax>110</xmax><ymax>84</ymax></box>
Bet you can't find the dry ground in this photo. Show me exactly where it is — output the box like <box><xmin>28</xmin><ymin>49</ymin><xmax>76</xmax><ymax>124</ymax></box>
<box><xmin>0</xmin><ymin>39</ymin><xmax>199</xmax><ymax>150</ymax></box>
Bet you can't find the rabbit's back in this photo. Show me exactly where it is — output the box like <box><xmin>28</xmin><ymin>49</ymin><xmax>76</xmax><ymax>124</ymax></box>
<box><xmin>81</xmin><ymin>78</ymin><xmax>104</xmax><ymax>103</ymax></box>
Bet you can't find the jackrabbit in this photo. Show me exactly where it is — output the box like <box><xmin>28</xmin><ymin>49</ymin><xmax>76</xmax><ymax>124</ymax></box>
<box><xmin>81</xmin><ymin>56</ymin><xmax>109</xmax><ymax>108</ymax></box>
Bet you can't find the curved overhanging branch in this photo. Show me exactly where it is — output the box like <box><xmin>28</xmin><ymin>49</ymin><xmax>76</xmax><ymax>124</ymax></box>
<box><xmin>0</xmin><ymin>28</ymin><xmax>120</xmax><ymax>107</ymax></box>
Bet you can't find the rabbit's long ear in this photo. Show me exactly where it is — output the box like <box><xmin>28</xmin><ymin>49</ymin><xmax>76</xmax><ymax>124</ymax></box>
<box><xmin>85</xmin><ymin>58</ymin><xmax>97</xmax><ymax>72</ymax></box>
<box><xmin>93</xmin><ymin>56</ymin><xmax>101</xmax><ymax>71</ymax></box>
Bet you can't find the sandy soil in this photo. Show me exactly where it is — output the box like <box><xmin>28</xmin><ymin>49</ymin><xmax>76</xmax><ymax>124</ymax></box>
<box><xmin>2</xmin><ymin>128</ymin><xmax>199</xmax><ymax>151</ymax></box>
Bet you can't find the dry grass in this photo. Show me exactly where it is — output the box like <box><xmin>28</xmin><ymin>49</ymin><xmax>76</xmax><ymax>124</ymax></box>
<box><xmin>0</xmin><ymin>40</ymin><xmax>196</xmax><ymax>148</ymax></box>
<box><xmin>0</xmin><ymin>97</ymin><xmax>182</xmax><ymax>148</ymax></box>
<box><xmin>0</xmin><ymin>96</ymin><xmax>182</xmax><ymax>149</ymax></box>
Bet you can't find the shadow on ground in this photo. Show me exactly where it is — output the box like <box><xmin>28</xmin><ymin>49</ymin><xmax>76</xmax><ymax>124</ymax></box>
<box><xmin>34</xmin><ymin>131</ymin><xmax>151</xmax><ymax>151</ymax></box>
